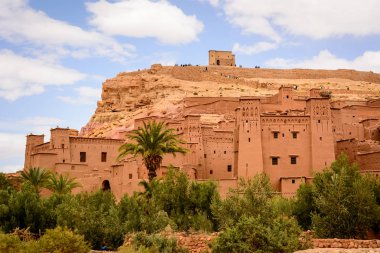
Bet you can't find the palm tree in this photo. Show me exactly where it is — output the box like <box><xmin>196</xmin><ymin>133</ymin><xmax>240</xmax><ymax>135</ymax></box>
<box><xmin>20</xmin><ymin>167</ymin><xmax>51</xmax><ymax>193</ymax></box>
<box><xmin>47</xmin><ymin>173</ymin><xmax>81</xmax><ymax>195</ymax></box>
<box><xmin>0</xmin><ymin>173</ymin><xmax>11</xmax><ymax>190</ymax></box>
<box><xmin>118</xmin><ymin>121</ymin><xmax>188</xmax><ymax>181</ymax></box>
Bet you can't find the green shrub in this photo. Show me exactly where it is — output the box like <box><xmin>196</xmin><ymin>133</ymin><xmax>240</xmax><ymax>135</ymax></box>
<box><xmin>122</xmin><ymin>232</ymin><xmax>187</xmax><ymax>253</ymax></box>
<box><xmin>211</xmin><ymin>174</ymin><xmax>274</xmax><ymax>229</ymax></box>
<box><xmin>311</xmin><ymin>154</ymin><xmax>378</xmax><ymax>238</ymax></box>
<box><xmin>212</xmin><ymin>215</ymin><xmax>301</xmax><ymax>253</ymax></box>
<box><xmin>56</xmin><ymin>190</ymin><xmax>124</xmax><ymax>249</ymax></box>
<box><xmin>36</xmin><ymin>226</ymin><xmax>90</xmax><ymax>253</ymax></box>
<box><xmin>0</xmin><ymin>232</ymin><xmax>23</xmax><ymax>253</ymax></box>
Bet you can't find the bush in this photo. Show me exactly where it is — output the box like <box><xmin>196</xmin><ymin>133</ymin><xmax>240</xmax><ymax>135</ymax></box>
<box><xmin>212</xmin><ymin>215</ymin><xmax>300</xmax><ymax>253</ymax></box>
<box><xmin>311</xmin><ymin>154</ymin><xmax>378</xmax><ymax>238</ymax></box>
<box><xmin>211</xmin><ymin>174</ymin><xmax>274</xmax><ymax>229</ymax></box>
<box><xmin>0</xmin><ymin>232</ymin><xmax>23</xmax><ymax>253</ymax></box>
<box><xmin>56</xmin><ymin>190</ymin><xmax>124</xmax><ymax>250</ymax></box>
<box><xmin>120</xmin><ymin>232</ymin><xmax>187</xmax><ymax>253</ymax></box>
<box><xmin>35</xmin><ymin>226</ymin><xmax>90</xmax><ymax>253</ymax></box>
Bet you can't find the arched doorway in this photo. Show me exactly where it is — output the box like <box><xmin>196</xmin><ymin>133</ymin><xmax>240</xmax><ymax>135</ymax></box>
<box><xmin>102</xmin><ymin>180</ymin><xmax>111</xmax><ymax>191</ymax></box>
<box><xmin>216</xmin><ymin>59</ymin><xmax>220</xmax><ymax>65</ymax></box>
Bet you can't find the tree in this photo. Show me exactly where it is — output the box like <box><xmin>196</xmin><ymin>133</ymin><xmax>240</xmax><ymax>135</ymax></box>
<box><xmin>20</xmin><ymin>167</ymin><xmax>50</xmax><ymax>194</ymax></box>
<box><xmin>311</xmin><ymin>154</ymin><xmax>378</xmax><ymax>238</ymax></box>
<box><xmin>118</xmin><ymin>121</ymin><xmax>187</xmax><ymax>181</ymax></box>
<box><xmin>0</xmin><ymin>173</ymin><xmax>12</xmax><ymax>190</ymax></box>
<box><xmin>46</xmin><ymin>174</ymin><xmax>80</xmax><ymax>195</ymax></box>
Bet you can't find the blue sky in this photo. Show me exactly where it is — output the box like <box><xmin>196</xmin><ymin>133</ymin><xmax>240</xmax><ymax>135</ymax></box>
<box><xmin>1</xmin><ymin>0</ymin><xmax>380</xmax><ymax>172</ymax></box>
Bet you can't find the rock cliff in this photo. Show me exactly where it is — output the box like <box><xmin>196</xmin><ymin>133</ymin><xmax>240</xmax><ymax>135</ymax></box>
<box><xmin>81</xmin><ymin>64</ymin><xmax>380</xmax><ymax>139</ymax></box>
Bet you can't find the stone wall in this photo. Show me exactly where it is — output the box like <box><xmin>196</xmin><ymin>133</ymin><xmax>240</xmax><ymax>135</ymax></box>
<box><xmin>313</xmin><ymin>239</ymin><xmax>380</xmax><ymax>249</ymax></box>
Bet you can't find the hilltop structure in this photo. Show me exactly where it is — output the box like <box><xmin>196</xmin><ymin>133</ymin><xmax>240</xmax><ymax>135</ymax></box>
<box><xmin>208</xmin><ymin>50</ymin><xmax>235</xmax><ymax>66</ymax></box>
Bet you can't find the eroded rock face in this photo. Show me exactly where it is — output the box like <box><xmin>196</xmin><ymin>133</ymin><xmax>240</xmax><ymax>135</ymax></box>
<box><xmin>81</xmin><ymin>64</ymin><xmax>380</xmax><ymax>139</ymax></box>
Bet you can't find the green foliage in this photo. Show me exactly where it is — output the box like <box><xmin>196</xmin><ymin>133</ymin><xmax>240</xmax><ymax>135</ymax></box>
<box><xmin>34</xmin><ymin>226</ymin><xmax>90</xmax><ymax>253</ymax></box>
<box><xmin>292</xmin><ymin>183</ymin><xmax>316</xmax><ymax>230</ymax></box>
<box><xmin>118</xmin><ymin>121</ymin><xmax>187</xmax><ymax>181</ymax></box>
<box><xmin>0</xmin><ymin>232</ymin><xmax>23</xmax><ymax>253</ymax></box>
<box><xmin>212</xmin><ymin>215</ymin><xmax>300</xmax><ymax>253</ymax></box>
<box><xmin>46</xmin><ymin>173</ymin><xmax>80</xmax><ymax>195</ymax></box>
<box><xmin>211</xmin><ymin>174</ymin><xmax>302</xmax><ymax>252</ymax></box>
<box><xmin>293</xmin><ymin>154</ymin><xmax>379</xmax><ymax>239</ymax></box>
<box><xmin>119</xmin><ymin>168</ymin><xmax>218</xmax><ymax>233</ymax></box>
<box><xmin>211</xmin><ymin>174</ymin><xmax>274</xmax><ymax>229</ymax></box>
<box><xmin>55</xmin><ymin>190</ymin><xmax>124</xmax><ymax>250</ymax></box>
<box><xmin>119</xmin><ymin>232</ymin><xmax>187</xmax><ymax>253</ymax></box>
<box><xmin>20</xmin><ymin>167</ymin><xmax>51</xmax><ymax>194</ymax></box>
<box><xmin>1</xmin><ymin>187</ymin><xmax>50</xmax><ymax>233</ymax></box>
<box><xmin>0</xmin><ymin>173</ymin><xmax>12</xmax><ymax>191</ymax></box>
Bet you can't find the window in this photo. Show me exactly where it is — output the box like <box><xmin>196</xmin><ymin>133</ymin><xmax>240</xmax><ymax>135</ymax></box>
<box><xmin>271</xmin><ymin>157</ymin><xmax>278</xmax><ymax>165</ymax></box>
<box><xmin>318</xmin><ymin>120</ymin><xmax>321</xmax><ymax>123</ymax></box>
<box><xmin>214</xmin><ymin>150</ymin><xmax>216</xmax><ymax>154</ymax></box>
<box><xmin>273</xmin><ymin>132</ymin><xmax>279</xmax><ymax>139</ymax></box>
<box><xmin>320</xmin><ymin>137</ymin><xmax>322</xmax><ymax>141</ymax></box>
<box><xmin>224</xmin><ymin>151</ymin><xmax>226</xmax><ymax>154</ymax></box>
<box><xmin>80</xmin><ymin>152</ymin><xmax>86</xmax><ymax>162</ymax></box>
<box><xmin>204</xmin><ymin>154</ymin><xmax>207</xmax><ymax>158</ymax></box>
<box><xmin>210</xmin><ymin>170</ymin><xmax>213</xmax><ymax>175</ymax></box>
<box><xmin>129</xmin><ymin>174</ymin><xmax>133</xmax><ymax>179</ymax></box>
<box><xmin>248</xmin><ymin>138</ymin><xmax>251</xmax><ymax>142</ymax></box>
<box><xmin>291</xmin><ymin>179</ymin><xmax>296</xmax><ymax>184</ymax></box>
<box><xmin>292</xmin><ymin>132</ymin><xmax>298</xmax><ymax>139</ymax></box>
<box><xmin>101</xmin><ymin>152</ymin><xmax>107</xmax><ymax>162</ymax></box>
<box><xmin>290</xmin><ymin>156</ymin><xmax>297</xmax><ymax>165</ymax></box>
<box><xmin>227</xmin><ymin>165</ymin><xmax>232</xmax><ymax>172</ymax></box>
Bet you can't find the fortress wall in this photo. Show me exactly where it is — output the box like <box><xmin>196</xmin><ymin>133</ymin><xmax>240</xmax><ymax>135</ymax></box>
<box><xmin>167</xmin><ymin>65</ymin><xmax>380</xmax><ymax>84</ymax></box>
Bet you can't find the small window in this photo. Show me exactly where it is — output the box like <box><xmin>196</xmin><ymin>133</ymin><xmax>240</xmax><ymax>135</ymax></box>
<box><xmin>224</xmin><ymin>151</ymin><xmax>226</xmax><ymax>154</ymax></box>
<box><xmin>282</xmin><ymin>133</ymin><xmax>285</xmax><ymax>137</ymax></box>
<box><xmin>214</xmin><ymin>150</ymin><xmax>216</xmax><ymax>154</ymax></box>
<box><xmin>129</xmin><ymin>174</ymin><xmax>133</xmax><ymax>179</ymax></box>
<box><xmin>292</xmin><ymin>132</ymin><xmax>298</xmax><ymax>139</ymax></box>
<box><xmin>273</xmin><ymin>132</ymin><xmax>279</xmax><ymax>139</ymax></box>
<box><xmin>320</xmin><ymin>137</ymin><xmax>322</xmax><ymax>141</ymax></box>
<box><xmin>290</xmin><ymin>156</ymin><xmax>297</xmax><ymax>165</ymax></box>
<box><xmin>101</xmin><ymin>152</ymin><xmax>107</xmax><ymax>162</ymax></box>
<box><xmin>210</xmin><ymin>170</ymin><xmax>213</xmax><ymax>175</ymax></box>
<box><xmin>80</xmin><ymin>152</ymin><xmax>86</xmax><ymax>163</ymax></box>
<box><xmin>272</xmin><ymin>157</ymin><xmax>278</xmax><ymax>165</ymax></box>
<box><xmin>318</xmin><ymin>120</ymin><xmax>321</xmax><ymax>123</ymax></box>
<box><xmin>248</xmin><ymin>138</ymin><xmax>251</xmax><ymax>142</ymax></box>
<box><xmin>63</xmin><ymin>159</ymin><xmax>65</xmax><ymax>163</ymax></box>
<box><xmin>291</xmin><ymin>179</ymin><xmax>295</xmax><ymax>184</ymax></box>
<box><xmin>61</xmin><ymin>144</ymin><xmax>65</xmax><ymax>149</ymax></box>
<box><xmin>227</xmin><ymin>165</ymin><xmax>232</xmax><ymax>172</ymax></box>
<box><xmin>204</xmin><ymin>154</ymin><xmax>207</xmax><ymax>158</ymax></box>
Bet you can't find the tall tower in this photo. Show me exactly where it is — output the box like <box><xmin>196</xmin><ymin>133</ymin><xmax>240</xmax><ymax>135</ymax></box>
<box><xmin>24</xmin><ymin>134</ymin><xmax>44</xmax><ymax>169</ymax></box>
<box><xmin>236</xmin><ymin>98</ymin><xmax>264</xmax><ymax>179</ymax></box>
<box><xmin>307</xmin><ymin>98</ymin><xmax>335</xmax><ymax>172</ymax></box>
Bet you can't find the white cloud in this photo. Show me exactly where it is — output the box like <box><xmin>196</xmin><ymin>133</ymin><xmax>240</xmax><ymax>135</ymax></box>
<box><xmin>86</xmin><ymin>0</ymin><xmax>204</xmax><ymax>45</ymax></box>
<box><xmin>265</xmin><ymin>50</ymin><xmax>380</xmax><ymax>73</ymax></box>
<box><xmin>0</xmin><ymin>0</ymin><xmax>135</xmax><ymax>62</ymax></box>
<box><xmin>222</xmin><ymin>0</ymin><xmax>380</xmax><ymax>42</ymax></box>
<box><xmin>58</xmin><ymin>86</ymin><xmax>101</xmax><ymax>105</ymax></box>
<box><xmin>233</xmin><ymin>41</ymin><xmax>278</xmax><ymax>55</ymax></box>
<box><xmin>0</xmin><ymin>50</ymin><xmax>85</xmax><ymax>101</ymax></box>
<box><xmin>199</xmin><ymin>0</ymin><xmax>220</xmax><ymax>7</ymax></box>
<box><xmin>0</xmin><ymin>133</ymin><xmax>25</xmax><ymax>161</ymax></box>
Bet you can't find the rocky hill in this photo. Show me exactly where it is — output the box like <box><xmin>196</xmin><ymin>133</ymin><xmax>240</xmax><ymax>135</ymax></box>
<box><xmin>80</xmin><ymin>64</ymin><xmax>380</xmax><ymax>139</ymax></box>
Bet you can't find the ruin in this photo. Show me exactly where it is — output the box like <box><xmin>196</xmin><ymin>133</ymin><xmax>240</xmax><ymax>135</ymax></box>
<box><xmin>208</xmin><ymin>50</ymin><xmax>235</xmax><ymax>66</ymax></box>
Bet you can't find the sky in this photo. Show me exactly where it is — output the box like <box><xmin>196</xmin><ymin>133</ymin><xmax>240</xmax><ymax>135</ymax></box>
<box><xmin>1</xmin><ymin>0</ymin><xmax>380</xmax><ymax>173</ymax></box>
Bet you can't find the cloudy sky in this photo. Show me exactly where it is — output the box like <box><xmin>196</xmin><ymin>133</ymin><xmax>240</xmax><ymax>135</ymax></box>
<box><xmin>1</xmin><ymin>0</ymin><xmax>380</xmax><ymax>172</ymax></box>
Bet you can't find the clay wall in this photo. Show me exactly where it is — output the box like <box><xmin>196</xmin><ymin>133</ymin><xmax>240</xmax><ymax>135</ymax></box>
<box><xmin>357</xmin><ymin>151</ymin><xmax>380</xmax><ymax>172</ymax></box>
<box><xmin>281</xmin><ymin>177</ymin><xmax>306</xmax><ymax>198</ymax></box>
<box><xmin>183</xmin><ymin>97</ymin><xmax>239</xmax><ymax>116</ymax></box>
<box><xmin>312</xmin><ymin>239</ymin><xmax>380</xmax><ymax>248</ymax></box>
<box><xmin>261</xmin><ymin>116</ymin><xmax>312</xmax><ymax>190</ymax></box>
<box><xmin>202</xmin><ymin>130</ymin><xmax>235</xmax><ymax>180</ymax></box>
